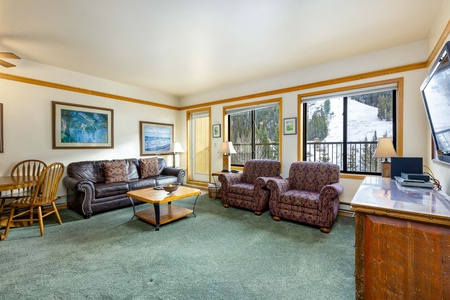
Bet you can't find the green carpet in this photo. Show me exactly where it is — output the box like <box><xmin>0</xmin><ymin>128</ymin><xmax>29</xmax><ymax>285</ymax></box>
<box><xmin>0</xmin><ymin>194</ymin><xmax>355</xmax><ymax>300</ymax></box>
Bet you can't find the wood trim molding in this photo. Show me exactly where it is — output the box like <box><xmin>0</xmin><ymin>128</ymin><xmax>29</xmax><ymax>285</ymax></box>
<box><xmin>180</xmin><ymin>62</ymin><xmax>425</xmax><ymax>111</ymax></box>
<box><xmin>426</xmin><ymin>19</ymin><xmax>450</xmax><ymax>67</ymax></box>
<box><xmin>0</xmin><ymin>72</ymin><xmax>179</xmax><ymax>110</ymax></box>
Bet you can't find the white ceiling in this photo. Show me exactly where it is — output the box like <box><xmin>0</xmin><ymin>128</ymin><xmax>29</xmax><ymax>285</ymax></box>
<box><xmin>0</xmin><ymin>0</ymin><xmax>444</xmax><ymax>98</ymax></box>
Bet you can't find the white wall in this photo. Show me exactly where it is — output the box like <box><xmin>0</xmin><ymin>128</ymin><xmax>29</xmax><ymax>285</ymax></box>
<box><xmin>0</xmin><ymin>60</ymin><xmax>180</xmax><ymax>196</ymax></box>
<box><xmin>180</xmin><ymin>41</ymin><xmax>436</xmax><ymax>205</ymax></box>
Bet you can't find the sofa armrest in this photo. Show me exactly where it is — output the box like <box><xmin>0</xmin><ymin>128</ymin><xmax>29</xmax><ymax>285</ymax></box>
<box><xmin>62</xmin><ymin>176</ymin><xmax>96</xmax><ymax>218</ymax></box>
<box><xmin>319</xmin><ymin>182</ymin><xmax>344</xmax><ymax>211</ymax></box>
<box><xmin>161</xmin><ymin>167</ymin><xmax>186</xmax><ymax>184</ymax></box>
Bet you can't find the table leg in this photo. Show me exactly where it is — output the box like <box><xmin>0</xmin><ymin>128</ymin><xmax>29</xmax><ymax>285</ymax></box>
<box><xmin>129</xmin><ymin>197</ymin><xmax>136</xmax><ymax>219</ymax></box>
<box><xmin>192</xmin><ymin>194</ymin><xmax>200</xmax><ymax>217</ymax></box>
<box><xmin>153</xmin><ymin>203</ymin><xmax>160</xmax><ymax>231</ymax></box>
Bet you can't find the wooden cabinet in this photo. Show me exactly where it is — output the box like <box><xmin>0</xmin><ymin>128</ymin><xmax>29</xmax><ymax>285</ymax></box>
<box><xmin>351</xmin><ymin>177</ymin><xmax>450</xmax><ymax>300</ymax></box>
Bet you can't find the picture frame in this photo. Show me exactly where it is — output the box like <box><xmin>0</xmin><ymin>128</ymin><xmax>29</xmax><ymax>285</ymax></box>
<box><xmin>140</xmin><ymin>121</ymin><xmax>174</xmax><ymax>155</ymax></box>
<box><xmin>283</xmin><ymin>117</ymin><xmax>297</xmax><ymax>135</ymax></box>
<box><xmin>0</xmin><ymin>103</ymin><xmax>3</xmax><ymax>153</ymax></box>
<box><xmin>52</xmin><ymin>101</ymin><xmax>114</xmax><ymax>149</ymax></box>
<box><xmin>212</xmin><ymin>124</ymin><xmax>221</xmax><ymax>138</ymax></box>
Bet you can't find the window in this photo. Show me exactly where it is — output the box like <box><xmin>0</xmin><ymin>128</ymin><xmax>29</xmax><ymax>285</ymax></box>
<box><xmin>226</xmin><ymin>102</ymin><xmax>280</xmax><ymax>166</ymax></box>
<box><xmin>303</xmin><ymin>85</ymin><xmax>397</xmax><ymax>175</ymax></box>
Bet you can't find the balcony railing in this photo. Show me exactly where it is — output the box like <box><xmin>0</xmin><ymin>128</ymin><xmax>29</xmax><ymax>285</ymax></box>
<box><xmin>231</xmin><ymin>143</ymin><xmax>279</xmax><ymax>166</ymax></box>
<box><xmin>231</xmin><ymin>141</ymin><xmax>381</xmax><ymax>173</ymax></box>
<box><xmin>306</xmin><ymin>141</ymin><xmax>381</xmax><ymax>173</ymax></box>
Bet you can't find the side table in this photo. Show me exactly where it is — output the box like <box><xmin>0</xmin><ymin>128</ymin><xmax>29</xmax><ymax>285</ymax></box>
<box><xmin>210</xmin><ymin>172</ymin><xmax>223</xmax><ymax>199</ymax></box>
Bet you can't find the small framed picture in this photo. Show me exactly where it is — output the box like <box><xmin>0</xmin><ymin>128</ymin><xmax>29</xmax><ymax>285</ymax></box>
<box><xmin>283</xmin><ymin>117</ymin><xmax>297</xmax><ymax>135</ymax></box>
<box><xmin>212</xmin><ymin>124</ymin><xmax>221</xmax><ymax>138</ymax></box>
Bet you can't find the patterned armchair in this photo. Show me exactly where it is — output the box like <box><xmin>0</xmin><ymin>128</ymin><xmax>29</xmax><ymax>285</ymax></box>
<box><xmin>218</xmin><ymin>159</ymin><xmax>281</xmax><ymax>215</ymax></box>
<box><xmin>267</xmin><ymin>161</ymin><xmax>343</xmax><ymax>233</ymax></box>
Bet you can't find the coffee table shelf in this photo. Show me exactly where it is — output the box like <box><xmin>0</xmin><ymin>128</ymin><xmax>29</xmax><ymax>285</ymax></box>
<box><xmin>135</xmin><ymin>204</ymin><xmax>193</xmax><ymax>226</ymax></box>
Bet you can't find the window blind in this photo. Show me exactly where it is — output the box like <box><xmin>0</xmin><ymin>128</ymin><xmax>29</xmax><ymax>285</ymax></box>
<box><xmin>225</xmin><ymin>102</ymin><xmax>279</xmax><ymax>115</ymax></box>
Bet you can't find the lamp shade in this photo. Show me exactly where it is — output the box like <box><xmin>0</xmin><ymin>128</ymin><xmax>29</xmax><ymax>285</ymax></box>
<box><xmin>173</xmin><ymin>142</ymin><xmax>184</xmax><ymax>153</ymax></box>
<box><xmin>218</xmin><ymin>141</ymin><xmax>236</xmax><ymax>154</ymax></box>
<box><xmin>373</xmin><ymin>137</ymin><xmax>397</xmax><ymax>158</ymax></box>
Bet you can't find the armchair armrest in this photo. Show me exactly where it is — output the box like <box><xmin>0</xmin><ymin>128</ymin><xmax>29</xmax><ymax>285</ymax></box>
<box><xmin>267</xmin><ymin>178</ymin><xmax>290</xmax><ymax>202</ymax></box>
<box><xmin>267</xmin><ymin>178</ymin><xmax>290</xmax><ymax>193</ymax></box>
<box><xmin>319</xmin><ymin>182</ymin><xmax>344</xmax><ymax>211</ymax></box>
<box><xmin>218</xmin><ymin>173</ymin><xmax>243</xmax><ymax>191</ymax></box>
<box><xmin>255</xmin><ymin>176</ymin><xmax>283</xmax><ymax>189</ymax></box>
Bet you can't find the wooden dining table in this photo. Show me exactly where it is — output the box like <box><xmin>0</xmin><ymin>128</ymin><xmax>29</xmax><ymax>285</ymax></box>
<box><xmin>0</xmin><ymin>175</ymin><xmax>38</xmax><ymax>240</ymax></box>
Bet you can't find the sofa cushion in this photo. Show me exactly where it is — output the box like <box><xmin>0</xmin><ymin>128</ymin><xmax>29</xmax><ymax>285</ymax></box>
<box><xmin>126</xmin><ymin>159</ymin><xmax>139</xmax><ymax>181</ymax></box>
<box><xmin>103</xmin><ymin>160</ymin><xmax>128</xmax><ymax>183</ymax></box>
<box><xmin>140</xmin><ymin>157</ymin><xmax>160</xmax><ymax>178</ymax></box>
<box><xmin>95</xmin><ymin>182</ymin><xmax>129</xmax><ymax>198</ymax></box>
<box><xmin>128</xmin><ymin>178</ymin><xmax>157</xmax><ymax>190</ymax></box>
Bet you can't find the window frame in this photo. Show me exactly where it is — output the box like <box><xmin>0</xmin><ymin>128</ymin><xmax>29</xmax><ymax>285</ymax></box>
<box><xmin>297</xmin><ymin>78</ymin><xmax>404</xmax><ymax>178</ymax></box>
<box><xmin>223</xmin><ymin>98</ymin><xmax>282</xmax><ymax>168</ymax></box>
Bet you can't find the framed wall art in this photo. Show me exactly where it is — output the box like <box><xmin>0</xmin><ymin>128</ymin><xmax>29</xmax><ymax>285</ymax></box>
<box><xmin>212</xmin><ymin>124</ymin><xmax>221</xmax><ymax>138</ymax></box>
<box><xmin>283</xmin><ymin>117</ymin><xmax>297</xmax><ymax>135</ymax></box>
<box><xmin>140</xmin><ymin>121</ymin><xmax>174</xmax><ymax>155</ymax></box>
<box><xmin>52</xmin><ymin>101</ymin><xmax>114</xmax><ymax>149</ymax></box>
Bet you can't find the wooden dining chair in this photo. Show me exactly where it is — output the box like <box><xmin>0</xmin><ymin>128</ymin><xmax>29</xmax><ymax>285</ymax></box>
<box><xmin>0</xmin><ymin>159</ymin><xmax>47</xmax><ymax>215</ymax></box>
<box><xmin>2</xmin><ymin>162</ymin><xmax>65</xmax><ymax>239</ymax></box>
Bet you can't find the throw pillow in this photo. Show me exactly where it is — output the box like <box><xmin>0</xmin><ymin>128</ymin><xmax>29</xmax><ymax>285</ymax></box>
<box><xmin>140</xmin><ymin>157</ymin><xmax>160</xmax><ymax>178</ymax></box>
<box><xmin>103</xmin><ymin>160</ymin><xmax>128</xmax><ymax>183</ymax></box>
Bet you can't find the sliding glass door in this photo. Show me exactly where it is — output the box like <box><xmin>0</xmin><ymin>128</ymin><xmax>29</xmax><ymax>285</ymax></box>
<box><xmin>187</xmin><ymin>109</ymin><xmax>210</xmax><ymax>183</ymax></box>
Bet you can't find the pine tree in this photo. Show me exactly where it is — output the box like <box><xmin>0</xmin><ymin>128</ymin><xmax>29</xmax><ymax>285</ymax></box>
<box><xmin>348</xmin><ymin>144</ymin><xmax>357</xmax><ymax>171</ymax></box>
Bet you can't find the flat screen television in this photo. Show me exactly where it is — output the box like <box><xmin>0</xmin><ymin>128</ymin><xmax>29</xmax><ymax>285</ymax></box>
<box><xmin>420</xmin><ymin>41</ymin><xmax>450</xmax><ymax>163</ymax></box>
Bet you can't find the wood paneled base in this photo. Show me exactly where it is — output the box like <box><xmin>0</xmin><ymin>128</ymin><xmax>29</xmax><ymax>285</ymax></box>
<box><xmin>355</xmin><ymin>213</ymin><xmax>450</xmax><ymax>299</ymax></box>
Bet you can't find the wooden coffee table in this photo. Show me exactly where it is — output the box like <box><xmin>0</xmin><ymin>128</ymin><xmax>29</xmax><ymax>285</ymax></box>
<box><xmin>126</xmin><ymin>186</ymin><xmax>201</xmax><ymax>231</ymax></box>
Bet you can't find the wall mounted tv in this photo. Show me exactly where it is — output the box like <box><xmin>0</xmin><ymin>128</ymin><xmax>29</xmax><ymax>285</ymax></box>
<box><xmin>420</xmin><ymin>41</ymin><xmax>450</xmax><ymax>163</ymax></box>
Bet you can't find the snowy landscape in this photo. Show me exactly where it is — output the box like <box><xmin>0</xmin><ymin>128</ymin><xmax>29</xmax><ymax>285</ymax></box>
<box><xmin>307</xmin><ymin>97</ymin><xmax>393</xmax><ymax>171</ymax></box>
<box><xmin>321</xmin><ymin>98</ymin><xmax>393</xmax><ymax>142</ymax></box>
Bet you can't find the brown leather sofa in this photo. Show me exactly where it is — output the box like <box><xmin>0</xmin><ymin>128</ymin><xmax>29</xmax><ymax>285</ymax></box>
<box><xmin>63</xmin><ymin>158</ymin><xmax>185</xmax><ymax>218</ymax></box>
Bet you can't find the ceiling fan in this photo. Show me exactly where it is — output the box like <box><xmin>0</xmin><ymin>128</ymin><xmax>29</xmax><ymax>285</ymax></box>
<box><xmin>0</xmin><ymin>52</ymin><xmax>20</xmax><ymax>68</ymax></box>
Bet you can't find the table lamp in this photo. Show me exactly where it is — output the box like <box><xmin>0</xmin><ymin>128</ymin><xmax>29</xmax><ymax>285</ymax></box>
<box><xmin>172</xmin><ymin>142</ymin><xmax>184</xmax><ymax>168</ymax></box>
<box><xmin>218</xmin><ymin>141</ymin><xmax>236</xmax><ymax>172</ymax></box>
<box><xmin>373</xmin><ymin>137</ymin><xmax>397</xmax><ymax>178</ymax></box>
